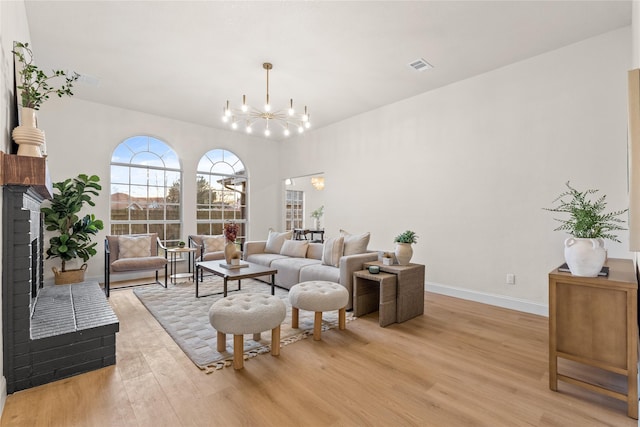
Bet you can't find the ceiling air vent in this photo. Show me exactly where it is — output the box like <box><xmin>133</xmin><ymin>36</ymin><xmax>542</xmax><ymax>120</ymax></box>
<box><xmin>408</xmin><ymin>58</ymin><xmax>433</xmax><ymax>72</ymax></box>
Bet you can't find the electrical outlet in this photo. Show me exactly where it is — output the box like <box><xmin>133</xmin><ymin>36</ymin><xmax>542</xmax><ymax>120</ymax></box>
<box><xmin>506</xmin><ymin>273</ymin><xmax>516</xmax><ymax>285</ymax></box>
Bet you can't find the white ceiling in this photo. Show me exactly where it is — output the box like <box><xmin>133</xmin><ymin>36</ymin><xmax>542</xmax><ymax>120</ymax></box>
<box><xmin>24</xmin><ymin>1</ymin><xmax>631</xmax><ymax>139</ymax></box>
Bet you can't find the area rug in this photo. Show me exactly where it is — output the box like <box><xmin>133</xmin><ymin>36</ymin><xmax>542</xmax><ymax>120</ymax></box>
<box><xmin>133</xmin><ymin>278</ymin><xmax>353</xmax><ymax>372</ymax></box>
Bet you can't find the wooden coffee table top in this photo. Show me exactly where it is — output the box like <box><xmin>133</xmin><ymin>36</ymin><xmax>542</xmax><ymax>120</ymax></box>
<box><xmin>196</xmin><ymin>260</ymin><xmax>277</xmax><ymax>280</ymax></box>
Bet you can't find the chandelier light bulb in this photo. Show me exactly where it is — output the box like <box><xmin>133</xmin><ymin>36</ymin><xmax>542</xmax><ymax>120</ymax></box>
<box><xmin>231</xmin><ymin>121</ymin><xmax>238</xmax><ymax>130</ymax></box>
<box><xmin>284</xmin><ymin>127</ymin><xmax>290</xmax><ymax>137</ymax></box>
<box><xmin>302</xmin><ymin>106</ymin><xmax>309</xmax><ymax>122</ymax></box>
<box><xmin>246</xmin><ymin>122</ymin><xmax>252</xmax><ymax>133</ymax></box>
<box><xmin>305</xmin><ymin>121</ymin><xmax>311</xmax><ymax>129</ymax></box>
<box><xmin>288</xmin><ymin>99</ymin><xmax>294</xmax><ymax>116</ymax></box>
<box><xmin>264</xmin><ymin>103</ymin><xmax>271</xmax><ymax>112</ymax></box>
<box><xmin>298</xmin><ymin>125</ymin><xmax>304</xmax><ymax>134</ymax></box>
<box><xmin>265</xmin><ymin>128</ymin><xmax>271</xmax><ymax>137</ymax></box>
<box><xmin>222</xmin><ymin>115</ymin><xmax>228</xmax><ymax>123</ymax></box>
<box><xmin>241</xmin><ymin>95</ymin><xmax>248</xmax><ymax>112</ymax></box>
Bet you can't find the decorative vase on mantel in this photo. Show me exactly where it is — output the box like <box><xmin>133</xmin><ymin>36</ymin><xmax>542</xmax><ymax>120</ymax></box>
<box><xmin>12</xmin><ymin>107</ymin><xmax>45</xmax><ymax>157</ymax></box>
<box><xmin>224</xmin><ymin>240</ymin><xmax>236</xmax><ymax>264</ymax></box>
<box><xmin>394</xmin><ymin>243</ymin><xmax>413</xmax><ymax>266</ymax></box>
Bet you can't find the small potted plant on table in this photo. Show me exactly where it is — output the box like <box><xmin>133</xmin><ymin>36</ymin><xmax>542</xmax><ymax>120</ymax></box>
<box><xmin>544</xmin><ymin>181</ymin><xmax>627</xmax><ymax>277</ymax></box>
<box><xmin>394</xmin><ymin>230</ymin><xmax>418</xmax><ymax>265</ymax></box>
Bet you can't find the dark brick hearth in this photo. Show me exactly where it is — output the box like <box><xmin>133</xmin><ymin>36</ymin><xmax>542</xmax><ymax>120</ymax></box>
<box><xmin>2</xmin><ymin>182</ymin><xmax>119</xmax><ymax>393</ymax></box>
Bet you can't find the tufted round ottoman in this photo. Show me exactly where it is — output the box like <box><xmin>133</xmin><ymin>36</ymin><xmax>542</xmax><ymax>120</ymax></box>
<box><xmin>289</xmin><ymin>281</ymin><xmax>349</xmax><ymax>341</ymax></box>
<box><xmin>209</xmin><ymin>293</ymin><xmax>286</xmax><ymax>370</ymax></box>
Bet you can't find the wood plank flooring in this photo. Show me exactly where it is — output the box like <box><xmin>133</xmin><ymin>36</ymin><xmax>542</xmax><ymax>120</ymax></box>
<box><xmin>0</xmin><ymin>287</ymin><xmax>636</xmax><ymax>426</ymax></box>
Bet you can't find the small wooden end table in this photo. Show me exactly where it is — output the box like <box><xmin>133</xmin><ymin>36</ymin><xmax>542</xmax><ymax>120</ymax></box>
<box><xmin>353</xmin><ymin>270</ymin><xmax>397</xmax><ymax>326</ymax></box>
<box><xmin>364</xmin><ymin>261</ymin><xmax>425</xmax><ymax>322</ymax></box>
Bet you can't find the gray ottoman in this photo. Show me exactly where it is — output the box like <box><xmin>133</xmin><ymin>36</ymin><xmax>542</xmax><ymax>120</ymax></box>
<box><xmin>289</xmin><ymin>281</ymin><xmax>349</xmax><ymax>341</ymax></box>
<box><xmin>209</xmin><ymin>293</ymin><xmax>286</xmax><ymax>369</ymax></box>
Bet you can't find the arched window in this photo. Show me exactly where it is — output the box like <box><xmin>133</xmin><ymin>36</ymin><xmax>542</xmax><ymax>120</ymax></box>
<box><xmin>110</xmin><ymin>135</ymin><xmax>182</xmax><ymax>246</ymax></box>
<box><xmin>197</xmin><ymin>149</ymin><xmax>247</xmax><ymax>243</ymax></box>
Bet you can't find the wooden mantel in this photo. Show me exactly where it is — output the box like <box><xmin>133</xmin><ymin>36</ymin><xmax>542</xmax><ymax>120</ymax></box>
<box><xmin>0</xmin><ymin>152</ymin><xmax>52</xmax><ymax>199</ymax></box>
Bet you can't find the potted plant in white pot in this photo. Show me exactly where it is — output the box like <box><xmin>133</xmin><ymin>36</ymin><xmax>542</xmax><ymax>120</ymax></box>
<box><xmin>41</xmin><ymin>174</ymin><xmax>104</xmax><ymax>285</ymax></box>
<box><xmin>544</xmin><ymin>181</ymin><xmax>627</xmax><ymax>277</ymax></box>
<box><xmin>394</xmin><ymin>230</ymin><xmax>418</xmax><ymax>265</ymax></box>
<box><xmin>11</xmin><ymin>41</ymin><xmax>79</xmax><ymax>157</ymax></box>
<box><xmin>310</xmin><ymin>205</ymin><xmax>324</xmax><ymax>230</ymax></box>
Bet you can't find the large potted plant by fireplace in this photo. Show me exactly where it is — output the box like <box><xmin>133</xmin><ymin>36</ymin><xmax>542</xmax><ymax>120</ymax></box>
<box><xmin>41</xmin><ymin>174</ymin><xmax>104</xmax><ymax>285</ymax></box>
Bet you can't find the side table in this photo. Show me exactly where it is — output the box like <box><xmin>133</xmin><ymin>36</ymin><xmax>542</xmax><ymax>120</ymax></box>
<box><xmin>353</xmin><ymin>270</ymin><xmax>397</xmax><ymax>326</ymax></box>
<box><xmin>167</xmin><ymin>247</ymin><xmax>197</xmax><ymax>285</ymax></box>
<box><xmin>549</xmin><ymin>258</ymin><xmax>638</xmax><ymax>419</ymax></box>
<box><xmin>364</xmin><ymin>261</ymin><xmax>425</xmax><ymax>322</ymax></box>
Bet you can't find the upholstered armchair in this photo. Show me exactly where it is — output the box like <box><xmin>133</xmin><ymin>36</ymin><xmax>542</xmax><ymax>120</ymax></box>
<box><xmin>188</xmin><ymin>234</ymin><xmax>226</xmax><ymax>281</ymax></box>
<box><xmin>104</xmin><ymin>233</ymin><xmax>168</xmax><ymax>297</ymax></box>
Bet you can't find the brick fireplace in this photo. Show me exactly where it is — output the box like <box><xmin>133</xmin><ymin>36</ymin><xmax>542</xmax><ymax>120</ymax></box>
<box><xmin>1</xmin><ymin>154</ymin><xmax>119</xmax><ymax>393</ymax></box>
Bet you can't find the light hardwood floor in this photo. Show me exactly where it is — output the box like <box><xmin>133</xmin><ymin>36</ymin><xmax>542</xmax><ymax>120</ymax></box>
<box><xmin>0</xmin><ymin>286</ymin><xmax>636</xmax><ymax>426</ymax></box>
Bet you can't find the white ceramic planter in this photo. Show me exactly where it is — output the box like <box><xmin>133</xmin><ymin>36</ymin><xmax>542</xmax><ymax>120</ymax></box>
<box><xmin>394</xmin><ymin>242</ymin><xmax>413</xmax><ymax>265</ymax></box>
<box><xmin>564</xmin><ymin>237</ymin><xmax>606</xmax><ymax>277</ymax></box>
<box><xmin>12</xmin><ymin>107</ymin><xmax>45</xmax><ymax>157</ymax></box>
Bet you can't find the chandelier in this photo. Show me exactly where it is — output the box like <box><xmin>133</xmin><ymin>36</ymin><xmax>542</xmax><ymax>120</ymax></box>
<box><xmin>222</xmin><ymin>62</ymin><xmax>310</xmax><ymax>137</ymax></box>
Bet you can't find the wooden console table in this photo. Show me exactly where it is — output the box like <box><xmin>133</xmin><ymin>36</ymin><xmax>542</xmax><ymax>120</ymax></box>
<box><xmin>548</xmin><ymin>258</ymin><xmax>638</xmax><ymax>419</ymax></box>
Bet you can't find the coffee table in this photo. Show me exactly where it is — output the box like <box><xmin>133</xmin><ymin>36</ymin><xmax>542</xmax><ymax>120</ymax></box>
<box><xmin>195</xmin><ymin>260</ymin><xmax>277</xmax><ymax>298</ymax></box>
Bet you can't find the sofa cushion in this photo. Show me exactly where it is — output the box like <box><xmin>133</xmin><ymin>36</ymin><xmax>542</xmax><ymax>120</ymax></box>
<box><xmin>321</xmin><ymin>236</ymin><xmax>344</xmax><ymax>267</ymax></box>
<box><xmin>245</xmin><ymin>253</ymin><xmax>290</xmax><ymax>267</ymax></box>
<box><xmin>340</xmin><ymin>230</ymin><xmax>370</xmax><ymax>256</ymax></box>
<box><xmin>111</xmin><ymin>256</ymin><xmax>167</xmax><ymax>272</ymax></box>
<box><xmin>299</xmin><ymin>263</ymin><xmax>341</xmax><ymax>284</ymax></box>
<box><xmin>280</xmin><ymin>240</ymin><xmax>308</xmax><ymax>258</ymax></box>
<box><xmin>201</xmin><ymin>251</ymin><xmax>224</xmax><ymax>262</ymax></box>
<box><xmin>202</xmin><ymin>235</ymin><xmax>225</xmax><ymax>253</ymax></box>
<box><xmin>118</xmin><ymin>235</ymin><xmax>151</xmax><ymax>258</ymax></box>
<box><xmin>265</xmin><ymin>229</ymin><xmax>293</xmax><ymax>254</ymax></box>
<box><xmin>271</xmin><ymin>257</ymin><xmax>322</xmax><ymax>289</ymax></box>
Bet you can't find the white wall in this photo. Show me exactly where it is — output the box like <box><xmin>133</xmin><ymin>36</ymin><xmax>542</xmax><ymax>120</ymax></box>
<box><xmin>280</xmin><ymin>27</ymin><xmax>632</xmax><ymax>315</ymax></box>
<box><xmin>37</xmin><ymin>99</ymin><xmax>281</xmax><ymax>282</ymax></box>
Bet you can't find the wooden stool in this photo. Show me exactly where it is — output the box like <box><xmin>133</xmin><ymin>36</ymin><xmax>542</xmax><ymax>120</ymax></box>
<box><xmin>209</xmin><ymin>293</ymin><xmax>286</xmax><ymax>369</ymax></box>
<box><xmin>289</xmin><ymin>281</ymin><xmax>349</xmax><ymax>341</ymax></box>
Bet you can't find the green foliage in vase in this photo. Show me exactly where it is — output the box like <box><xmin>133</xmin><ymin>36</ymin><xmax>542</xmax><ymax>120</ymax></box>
<box><xmin>12</xmin><ymin>41</ymin><xmax>80</xmax><ymax>110</ymax></box>
<box><xmin>310</xmin><ymin>205</ymin><xmax>324</xmax><ymax>219</ymax></box>
<box><xmin>394</xmin><ymin>230</ymin><xmax>418</xmax><ymax>244</ymax></box>
<box><xmin>543</xmin><ymin>181</ymin><xmax>627</xmax><ymax>242</ymax></box>
<box><xmin>41</xmin><ymin>174</ymin><xmax>104</xmax><ymax>271</ymax></box>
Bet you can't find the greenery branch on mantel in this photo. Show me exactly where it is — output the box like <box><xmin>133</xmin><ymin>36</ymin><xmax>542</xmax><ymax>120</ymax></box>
<box><xmin>12</xmin><ymin>41</ymin><xmax>80</xmax><ymax>110</ymax></box>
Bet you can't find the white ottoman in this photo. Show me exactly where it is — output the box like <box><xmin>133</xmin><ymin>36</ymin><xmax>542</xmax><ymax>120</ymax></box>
<box><xmin>209</xmin><ymin>293</ymin><xmax>286</xmax><ymax>370</ymax></box>
<box><xmin>289</xmin><ymin>281</ymin><xmax>349</xmax><ymax>341</ymax></box>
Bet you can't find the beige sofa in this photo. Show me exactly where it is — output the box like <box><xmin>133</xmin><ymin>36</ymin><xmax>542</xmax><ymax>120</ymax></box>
<box><xmin>244</xmin><ymin>232</ymin><xmax>377</xmax><ymax>310</ymax></box>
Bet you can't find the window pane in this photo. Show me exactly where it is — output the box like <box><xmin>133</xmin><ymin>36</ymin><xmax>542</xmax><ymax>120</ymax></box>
<box><xmin>110</xmin><ymin>136</ymin><xmax>182</xmax><ymax>245</ymax></box>
<box><xmin>163</xmin><ymin>150</ymin><xmax>180</xmax><ymax>170</ymax></box>
<box><xmin>131</xmin><ymin>224</ymin><xmax>147</xmax><ymax>234</ymax></box>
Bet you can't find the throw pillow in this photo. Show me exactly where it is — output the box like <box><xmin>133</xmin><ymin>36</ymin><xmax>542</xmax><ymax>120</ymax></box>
<box><xmin>340</xmin><ymin>229</ymin><xmax>370</xmax><ymax>256</ymax></box>
<box><xmin>202</xmin><ymin>235</ymin><xmax>225</xmax><ymax>253</ymax></box>
<box><xmin>118</xmin><ymin>235</ymin><xmax>151</xmax><ymax>259</ymax></box>
<box><xmin>265</xmin><ymin>229</ymin><xmax>293</xmax><ymax>254</ymax></box>
<box><xmin>280</xmin><ymin>240</ymin><xmax>309</xmax><ymax>258</ymax></box>
<box><xmin>321</xmin><ymin>236</ymin><xmax>344</xmax><ymax>267</ymax></box>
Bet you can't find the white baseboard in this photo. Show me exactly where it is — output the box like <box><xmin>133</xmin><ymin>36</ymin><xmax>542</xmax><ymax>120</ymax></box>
<box><xmin>426</xmin><ymin>282</ymin><xmax>548</xmax><ymax>317</ymax></box>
